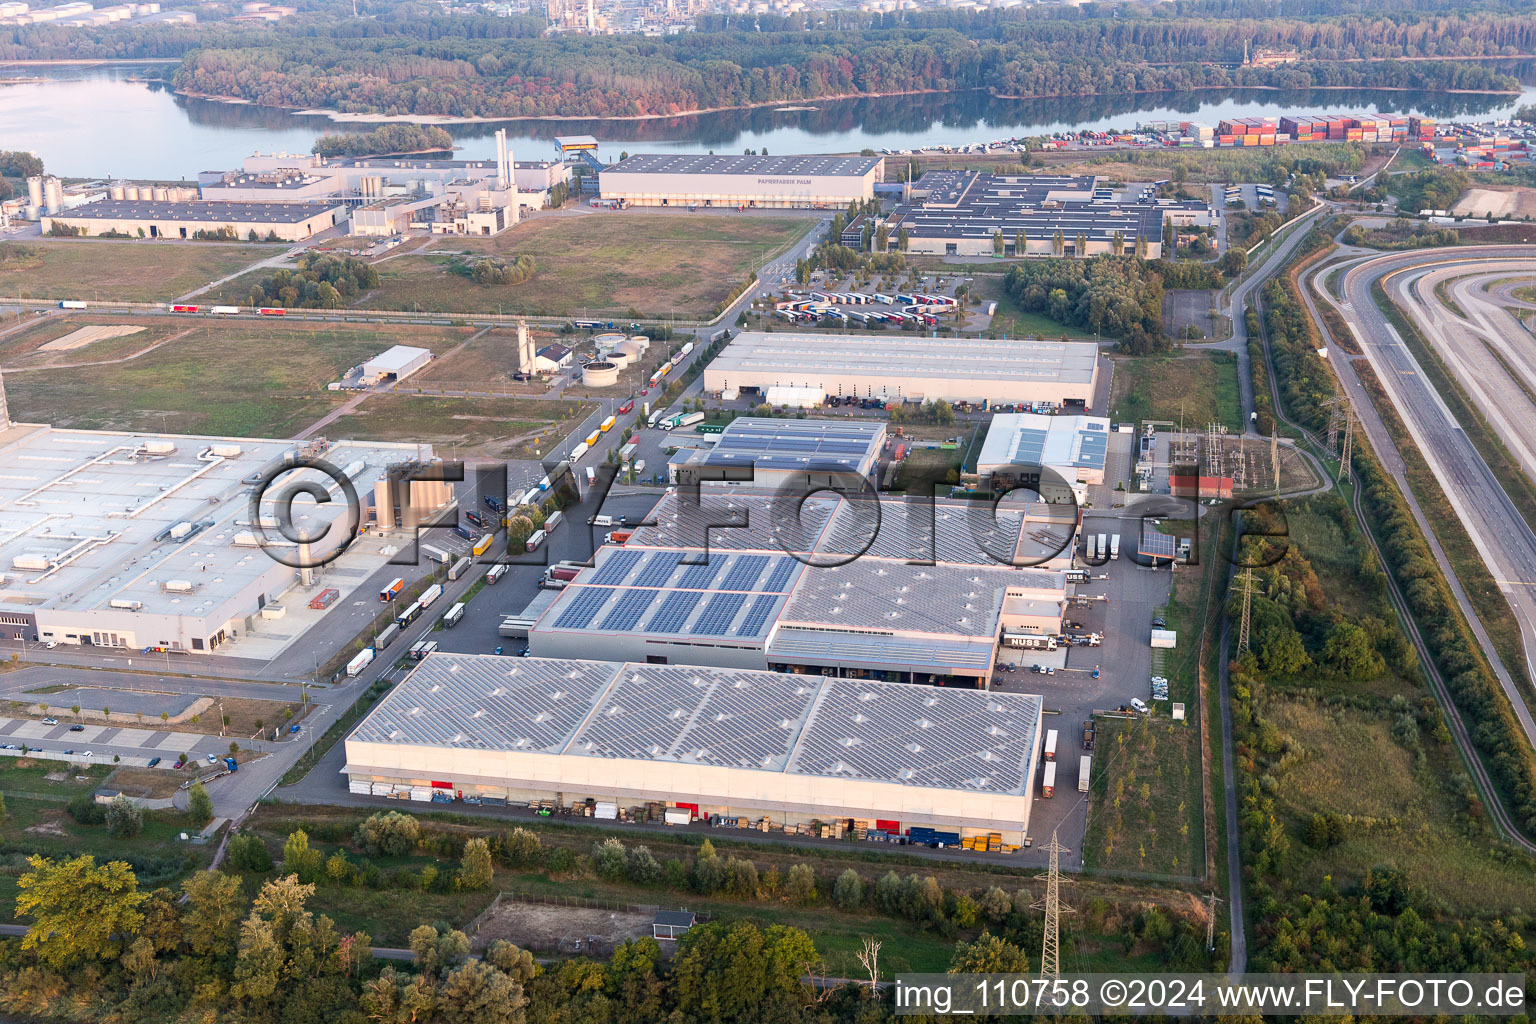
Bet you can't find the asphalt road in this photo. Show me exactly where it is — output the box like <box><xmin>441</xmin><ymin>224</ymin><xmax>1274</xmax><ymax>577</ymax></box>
<box><xmin>1321</xmin><ymin>246</ymin><xmax>1536</xmax><ymax>748</ymax></box>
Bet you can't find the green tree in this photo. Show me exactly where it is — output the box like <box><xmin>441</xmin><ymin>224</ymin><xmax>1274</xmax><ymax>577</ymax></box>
<box><xmin>16</xmin><ymin>854</ymin><xmax>148</xmax><ymax>969</ymax></box>
<box><xmin>106</xmin><ymin>795</ymin><xmax>144</xmax><ymax>838</ymax></box>
<box><xmin>355</xmin><ymin>811</ymin><xmax>420</xmax><ymax>857</ymax></box>
<box><xmin>186</xmin><ymin>780</ymin><xmax>214</xmax><ymax>824</ymax></box>
<box><xmin>785</xmin><ymin>863</ymin><xmax>817</xmax><ymax>904</ymax></box>
<box><xmin>282</xmin><ymin>829</ymin><xmax>324</xmax><ymax>882</ymax></box>
<box><xmin>1256</xmin><ymin>623</ymin><xmax>1311</xmax><ymax>676</ymax></box>
<box><xmin>181</xmin><ymin>870</ymin><xmax>245</xmax><ymax>957</ymax></box>
<box><xmin>949</xmin><ymin>930</ymin><xmax>1032</xmax><ymax>973</ymax></box>
<box><xmin>833</xmin><ymin>868</ymin><xmax>863</xmax><ymax>909</ymax></box>
<box><xmin>460</xmin><ymin>837</ymin><xmax>494</xmax><ymax>890</ymax></box>
<box><xmin>1324</xmin><ymin>620</ymin><xmax>1385</xmax><ymax>679</ymax></box>
<box><xmin>1218</xmin><ymin>247</ymin><xmax>1249</xmax><ymax>277</ymax></box>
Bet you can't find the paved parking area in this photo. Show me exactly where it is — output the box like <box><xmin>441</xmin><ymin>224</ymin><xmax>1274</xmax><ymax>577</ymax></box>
<box><xmin>991</xmin><ymin>514</ymin><xmax>1174</xmax><ymax>864</ymax></box>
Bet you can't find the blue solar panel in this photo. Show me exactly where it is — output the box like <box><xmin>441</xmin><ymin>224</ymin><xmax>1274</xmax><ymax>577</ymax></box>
<box><xmin>762</xmin><ymin>557</ymin><xmax>798</xmax><ymax>593</ymax></box>
<box><xmin>678</xmin><ymin>558</ymin><xmax>723</xmax><ymax>590</ymax></box>
<box><xmin>590</xmin><ymin>549</ymin><xmax>643</xmax><ymax>586</ymax></box>
<box><xmin>633</xmin><ymin>551</ymin><xmax>681</xmax><ymax>588</ymax></box>
<box><xmin>553</xmin><ymin>587</ymin><xmax>614</xmax><ymax>630</ymax></box>
<box><xmin>598</xmin><ymin>588</ymin><xmax>659</xmax><ymax>632</ymax></box>
<box><xmin>646</xmin><ymin>590</ymin><xmax>701</xmax><ymax>634</ymax></box>
<box><xmin>720</xmin><ymin>554</ymin><xmax>769</xmax><ymax>592</ymax></box>
<box><xmin>738</xmin><ymin>594</ymin><xmax>779</xmax><ymax>637</ymax></box>
<box><xmin>691</xmin><ymin>592</ymin><xmax>747</xmax><ymax>635</ymax></box>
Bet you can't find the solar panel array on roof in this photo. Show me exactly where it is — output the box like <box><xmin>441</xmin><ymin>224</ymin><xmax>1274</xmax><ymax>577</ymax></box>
<box><xmin>590</xmin><ymin>548</ymin><xmax>644</xmax><ymax>586</ymax></box>
<box><xmin>699</xmin><ymin>418</ymin><xmax>884</xmax><ymax>473</ymax></box>
<box><xmin>350</xmin><ymin>654</ymin><xmax>1044</xmax><ymax>796</ymax></box>
<box><xmin>646</xmin><ymin>590</ymin><xmax>701</xmax><ymax>634</ymax></box>
<box><xmin>599</xmin><ymin>588</ymin><xmax>659</xmax><ymax>632</ymax></box>
<box><xmin>678</xmin><ymin>558</ymin><xmax>723</xmax><ymax>590</ymax></box>
<box><xmin>739</xmin><ymin>594</ymin><xmax>780</xmax><ymax>637</ymax></box>
<box><xmin>634</xmin><ymin>550</ymin><xmax>683</xmax><ymax>588</ymax></box>
<box><xmin>1138</xmin><ymin>531</ymin><xmax>1177</xmax><ymax>560</ymax></box>
<box><xmin>553</xmin><ymin>587</ymin><xmax>614</xmax><ymax>630</ymax></box>
<box><xmin>762</xmin><ymin>557</ymin><xmax>799</xmax><ymax>593</ymax></box>
<box><xmin>692</xmin><ymin>592</ymin><xmax>747</xmax><ymax>635</ymax></box>
<box><xmin>720</xmin><ymin>553</ymin><xmax>769</xmax><ymax>591</ymax></box>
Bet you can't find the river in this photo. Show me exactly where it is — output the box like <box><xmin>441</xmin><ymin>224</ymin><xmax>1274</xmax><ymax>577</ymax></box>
<box><xmin>4</xmin><ymin>63</ymin><xmax>1536</xmax><ymax>180</ymax></box>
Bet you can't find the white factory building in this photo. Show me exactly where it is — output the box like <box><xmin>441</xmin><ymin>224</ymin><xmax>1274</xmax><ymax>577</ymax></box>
<box><xmin>527</xmin><ymin>488</ymin><xmax>1071</xmax><ymax>684</ymax></box>
<box><xmin>0</xmin><ymin>407</ymin><xmax>441</xmax><ymax>654</ymax></box>
<box><xmin>198</xmin><ymin>131</ymin><xmax>567</xmax><ymax>235</ymax></box>
<box><xmin>361</xmin><ymin>345</ymin><xmax>433</xmax><ymax>385</ymax></box>
<box><xmin>343</xmin><ymin>654</ymin><xmax>1045</xmax><ymax>842</ymax></box>
<box><xmin>599</xmin><ymin>154</ymin><xmax>882</xmax><ymax>209</ymax></box>
<box><xmin>976</xmin><ymin>412</ymin><xmax>1112</xmax><ymax>503</ymax></box>
<box><xmin>668</xmin><ymin>417</ymin><xmax>885</xmax><ymax>491</ymax></box>
<box><xmin>704</xmin><ymin>332</ymin><xmax>1100</xmax><ymax>407</ymax></box>
<box><xmin>40</xmin><ymin>200</ymin><xmax>346</xmax><ymax>241</ymax></box>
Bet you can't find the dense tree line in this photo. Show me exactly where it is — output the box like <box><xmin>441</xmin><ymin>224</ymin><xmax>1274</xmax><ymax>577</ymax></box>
<box><xmin>312</xmin><ymin>124</ymin><xmax>454</xmax><ymax>157</ymax></box>
<box><xmin>0</xmin><ymin>809</ymin><xmax>1216</xmax><ymax>1023</ymax></box>
<box><xmin>1003</xmin><ymin>255</ymin><xmax>1244</xmax><ymax>354</ymax></box>
<box><xmin>1341</xmin><ymin>219</ymin><xmax>1460</xmax><ymax>249</ymax></box>
<box><xmin>248</xmin><ymin>252</ymin><xmax>379</xmax><ymax>309</ymax></box>
<box><xmin>453</xmin><ymin>254</ymin><xmax>536</xmax><ymax>286</ymax></box>
<box><xmin>3</xmin><ymin>5</ymin><xmax>1526</xmax><ymax>118</ymax></box>
<box><xmin>1388</xmin><ymin>167</ymin><xmax>1472</xmax><ymax>214</ymax></box>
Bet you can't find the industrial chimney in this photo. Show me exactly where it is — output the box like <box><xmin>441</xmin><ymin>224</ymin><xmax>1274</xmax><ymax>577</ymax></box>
<box><xmin>495</xmin><ymin>129</ymin><xmax>511</xmax><ymax>192</ymax></box>
<box><xmin>0</xmin><ymin>370</ymin><xmax>9</xmax><ymax>431</ymax></box>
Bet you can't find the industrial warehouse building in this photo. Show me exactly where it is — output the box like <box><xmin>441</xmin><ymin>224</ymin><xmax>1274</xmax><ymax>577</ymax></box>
<box><xmin>704</xmin><ymin>332</ymin><xmax>1099</xmax><ymax>407</ymax></box>
<box><xmin>599</xmin><ymin>154</ymin><xmax>882</xmax><ymax>209</ymax></box>
<box><xmin>342</xmin><ymin>654</ymin><xmax>1045</xmax><ymax>841</ymax></box>
<box><xmin>669</xmin><ymin>417</ymin><xmax>885</xmax><ymax>491</ymax></box>
<box><xmin>882</xmin><ymin>172</ymin><xmax>1215</xmax><ymax>259</ymax></box>
<box><xmin>976</xmin><ymin>413</ymin><xmax>1112</xmax><ymax>503</ymax></box>
<box><xmin>361</xmin><ymin>345</ymin><xmax>433</xmax><ymax>385</ymax></box>
<box><xmin>527</xmin><ymin>489</ymin><xmax>1070</xmax><ymax>684</ymax></box>
<box><xmin>0</xmin><ymin>412</ymin><xmax>439</xmax><ymax>654</ymax></box>
<box><xmin>200</xmin><ymin>150</ymin><xmax>569</xmax><ymax>204</ymax></box>
<box><xmin>40</xmin><ymin>199</ymin><xmax>346</xmax><ymax>241</ymax></box>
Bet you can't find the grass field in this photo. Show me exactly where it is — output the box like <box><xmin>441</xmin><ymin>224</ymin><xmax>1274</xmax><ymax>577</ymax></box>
<box><xmin>0</xmin><ymin>240</ymin><xmax>279</xmax><ymax>303</ymax></box>
<box><xmin>1261</xmin><ymin>695</ymin><xmax>1535</xmax><ymax>917</ymax></box>
<box><xmin>324</xmin><ymin>394</ymin><xmax>592</xmax><ymax>460</ymax></box>
<box><xmin>367</xmin><ymin>213</ymin><xmax>813</xmax><ymax>319</ymax></box>
<box><xmin>1108</xmin><ymin>351</ymin><xmax>1243</xmax><ymax>431</ymax></box>
<box><xmin>0</xmin><ymin>315</ymin><xmax>189</xmax><ymax>368</ymax></box>
<box><xmin>3</xmin><ymin>320</ymin><xmax>474</xmax><ymax>438</ymax></box>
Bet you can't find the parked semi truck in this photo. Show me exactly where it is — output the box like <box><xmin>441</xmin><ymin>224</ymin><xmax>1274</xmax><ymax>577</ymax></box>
<box><xmin>1041</xmin><ymin>762</ymin><xmax>1057</xmax><ymax>798</ymax></box>
<box><xmin>1110</xmin><ymin>534</ymin><xmax>1121</xmax><ymax>559</ymax></box>
<box><xmin>1078</xmin><ymin>756</ymin><xmax>1092</xmax><ymax>793</ymax></box>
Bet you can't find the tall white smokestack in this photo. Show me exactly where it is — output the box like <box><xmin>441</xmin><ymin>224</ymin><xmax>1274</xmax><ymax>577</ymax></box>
<box><xmin>0</xmin><ymin>370</ymin><xmax>9</xmax><ymax>431</ymax></box>
<box><xmin>495</xmin><ymin>129</ymin><xmax>510</xmax><ymax>191</ymax></box>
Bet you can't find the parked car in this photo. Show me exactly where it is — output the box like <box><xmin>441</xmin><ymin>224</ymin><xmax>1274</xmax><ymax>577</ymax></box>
<box><xmin>82</xmin><ymin>750</ymin><xmax>93</xmax><ymax>757</ymax></box>
<box><xmin>147</xmin><ymin>757</ymin><xmax>161</xmax><ymax>767</ymax></box>
<box><xmin>69</xmin><ymin>724</ymin><xmax>84</xmax><ymax>732</ymax></box>
<box><xmin>1130</xmin><ymin>697</ymin><xmax>1150</xmax><ymax>714</ymax></box>
<box><xmin>173</xmin><ymin>759</ymin><xmax>185</xmax><ymax>769</ymax></box>
<box><xmin>41</xmin><ymin>717</ymin><xmax>57</xmax><ymax>725</ymax></box>
<box><xmin>207</xmin><ymin>753</ymin><xmax>218</xmax><ymax>763</ymax></box>
<box><xmin>1150</xmin><ymin>675</ymin><xmax>1168</xmax><ymax>686</ymax></box>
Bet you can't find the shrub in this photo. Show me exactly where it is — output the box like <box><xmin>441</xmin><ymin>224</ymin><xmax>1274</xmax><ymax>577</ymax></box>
<box><xmin>66</xmin><ymin>793</ymin><xmax>105</xmax><ymax>825</ymax></box>
<box><xmin>227</xmin><ymin>833</ymin><xmax>274</xmax><ymax>872</ymax></box>
<box><xmin>105</xmin><ymin>796</ymin><xmax>143</xmax><ymax>839</ymax></box>
<box><xmin>459</xmin><ymin>837</ymin><xmax>493</xmax><ymax>890</ymax></box>
<box><xmin>355</xmin><ymin>811</ymin><xmax>420</xmax><ymax>857</ymax></box>
<box><xmin>833</xmin><ymin>869</ymin><xmax>863</xmax><ymax>910</ymax></box>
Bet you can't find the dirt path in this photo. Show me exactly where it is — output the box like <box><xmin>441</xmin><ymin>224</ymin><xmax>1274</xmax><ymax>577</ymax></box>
<box><xmin>1</xmin><ymin>326</ymin><xmax>198</xmax><ymax>372</ymax></box>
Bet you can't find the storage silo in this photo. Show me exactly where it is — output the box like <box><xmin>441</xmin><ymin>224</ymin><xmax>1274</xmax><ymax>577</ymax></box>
<box><xmin>43</xmin><ymin>177</ymin><xmax>63</xmax><ymax>215</ymax></box>
<box><xmin>109</xmin><ymin>182</ymin><xmax>126</xmax><ymax>200</ymax></box>
<box><xmin>26</xmin><ymin>176</ymin><xmax>43</xmax><ymax>209</ymax></box>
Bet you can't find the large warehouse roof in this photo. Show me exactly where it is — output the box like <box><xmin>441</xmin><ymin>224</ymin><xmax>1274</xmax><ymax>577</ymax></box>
<box><xmin>605</xmin><ymin>154</ymin><xmax>881</xmax><ymax>177</ymax></box>
<box><xmin>696</xmin><ymin>417</ymin><xmax>884</xmax><ymax>474</ymax></box>
<box><xmin>978</xmin><ymin>413</ymin><xmax>1112</xmax><ymax>474</ymax></box>
<box><xmin>706</xmin><ymin>332</ymin><xmax>1098</xmax><ymax>388</ymax></box>
<box><xmin>347</xmin><ymin>654</ymin><xmax>1044</xmax><ymax>796</ymax></box>
<box><xmin>53</xmin><ymin>199</ymin><xmax>343</xmax><ymax>223</ymax></box>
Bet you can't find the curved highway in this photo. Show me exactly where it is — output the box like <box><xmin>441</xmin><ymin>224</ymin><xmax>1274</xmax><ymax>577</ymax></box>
<box><xmin>1318</xmin><ymin>246</ymin><xmax>1536</xmax><ymax>749</ymax></box>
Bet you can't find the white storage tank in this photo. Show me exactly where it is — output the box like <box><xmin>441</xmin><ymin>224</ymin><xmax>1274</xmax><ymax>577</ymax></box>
<box><xmin>582</xmin><ymin>361</ymin><xmax>619</xmax><ymax>387</ymax></box>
